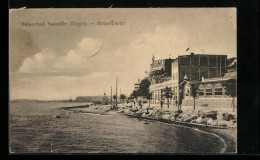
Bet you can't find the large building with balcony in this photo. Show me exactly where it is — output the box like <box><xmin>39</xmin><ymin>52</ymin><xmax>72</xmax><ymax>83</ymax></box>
<box><xmin>149</xmin><ymin>53</ymin><xmax>236</xmax><ymax>107</ymax></box>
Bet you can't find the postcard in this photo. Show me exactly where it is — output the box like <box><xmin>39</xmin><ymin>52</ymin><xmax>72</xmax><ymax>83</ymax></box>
<box><xmin>9</xmin><ymin>8</ymin><xmax>237</xmax><ymax>154</ymax></box>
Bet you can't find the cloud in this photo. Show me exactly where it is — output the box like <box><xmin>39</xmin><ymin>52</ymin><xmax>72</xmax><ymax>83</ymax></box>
<box><xmin>18</xmin><ymin>37</ymin><xmax>103</xmax><ymax>74</ymax></box>
<box><xmin>12</xmin><ymin>19</ymin><xmax>236</xmax><ymax>100</ymax></box>
<box><xmin>19</xmin><ymin>48</ymin><xmax>57</xmax><ymax>73</ymax></box>
<box><xmin>14</xmin><ymin>24</ymin><xmax>193</xmax><ymax>99</ymax></box>
<box><xmin>9</xmin><ymin>30</ymin><xmax>41</xmax><ymax>72</ymax></box>
<box><xmin>18</xmin><ymin>22</ymin><xmax>234</xmax><ymax>76</ymax></box>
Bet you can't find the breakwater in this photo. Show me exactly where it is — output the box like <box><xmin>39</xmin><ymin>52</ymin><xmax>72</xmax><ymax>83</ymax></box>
<box><xmin>62</xmin><ymin>104</ymin><xmax>237</xmax><ymax>130</ymax></box>
<box><xmin>88</xmin><ymin>104</ymin><xmax>237</xmax><ymax>129</ymax></box>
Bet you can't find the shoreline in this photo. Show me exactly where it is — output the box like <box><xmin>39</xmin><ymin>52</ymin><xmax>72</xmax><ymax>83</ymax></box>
<box><xmin>121</xmin><ymin>113</ymin><xmax>236</xmax><ymax>153</ymax></box>
<box><xmin>60</xmin><ymin>104</ymin><xmax>237</xmax><ymax>153</ymax></box>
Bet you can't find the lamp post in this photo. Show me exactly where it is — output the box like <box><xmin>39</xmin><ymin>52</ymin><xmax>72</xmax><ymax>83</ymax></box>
<box><xmin>116</xmin><ymin>78</ymin><xmax>118</xmax><ymax>107</ymax></box>
<box><xmin>111</xmin><ymin>86</ymin><xmax>113</xmax><ymax>107</ymax></box>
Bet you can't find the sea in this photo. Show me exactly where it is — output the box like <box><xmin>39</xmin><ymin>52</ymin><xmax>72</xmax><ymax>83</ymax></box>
<box><xmin>9</xmin><ymin>101</ymin><xmax>225</xmax><ymax>153</ymax></box>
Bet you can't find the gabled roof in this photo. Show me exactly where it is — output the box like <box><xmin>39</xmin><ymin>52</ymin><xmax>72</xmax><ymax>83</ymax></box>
<box><xmin>224</xmin><ymin>71</ymin><xmax>237</xmax><ymax>79</ymax></box>
<box><xmin>227</xmin><ymin>58</ymin><xmax>237</xmax><ymax>68</ymax></box>
<box><xmin>180</xmin><ymin>79</ymin><xmax>200</xmax><ymax>86</ymax></box>
<box><xmin>183</xmin><ymin>73</ymin><xmax>189</xmax><ymax>80</ymax></box>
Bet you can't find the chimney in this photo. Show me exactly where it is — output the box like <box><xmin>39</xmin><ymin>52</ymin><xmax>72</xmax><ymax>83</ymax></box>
<box><xmin>201</xmin><ymin>76</ymin><xmax>205</xmax><ymax>82</ymax></box>
<box><xmin>191</xmin><ymin>52</ymin><xmax>194</xmax><ymax>56</ymax></box>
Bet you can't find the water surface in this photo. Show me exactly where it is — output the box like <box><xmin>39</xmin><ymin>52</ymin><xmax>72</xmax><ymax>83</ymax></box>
<box><xmin>9</xmin><ymin>101</ymin><xmax>224</xmax><ymax>153</ymax></box>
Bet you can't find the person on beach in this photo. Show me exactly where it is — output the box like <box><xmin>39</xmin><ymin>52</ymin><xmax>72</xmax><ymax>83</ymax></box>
<box><xmin>160</xmin><ymin>100</ymin><xmax>163</xmax><ymax>109</ymax></box>
<box><xmin>139</xmin><ymin>100</ymin><xmax>143</xmax><ymax>109</ymax></box>
<box><xmin>178</xmin><ymin>96</ymin><xmax>182</xmax><ymax>111</ymax></box>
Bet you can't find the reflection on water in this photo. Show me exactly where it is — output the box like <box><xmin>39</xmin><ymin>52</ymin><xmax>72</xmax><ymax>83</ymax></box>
<box><xmin>9</xmin><ymin>101</ymin><xmax>224</xmax><ymax>153</ymax></box>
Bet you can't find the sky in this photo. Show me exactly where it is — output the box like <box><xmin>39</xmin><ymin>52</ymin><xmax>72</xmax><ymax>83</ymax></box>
<box><xmin>9</xmin><ymin>8</ymin><xmax>236</xmax><ymax>100</ymax></box>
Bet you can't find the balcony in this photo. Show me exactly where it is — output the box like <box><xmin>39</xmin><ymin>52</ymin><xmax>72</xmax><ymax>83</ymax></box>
<box><xmin>150</xmin><ymin>79</ymin><xmax>178</xmax><ymax>90</ymax></box>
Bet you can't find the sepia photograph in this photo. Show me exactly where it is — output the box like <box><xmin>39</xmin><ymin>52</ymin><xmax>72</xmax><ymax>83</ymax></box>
<box><xmin>9</xmin><ymin>8</ymin><xmax>237</xmax><ymax>154</ymax></box>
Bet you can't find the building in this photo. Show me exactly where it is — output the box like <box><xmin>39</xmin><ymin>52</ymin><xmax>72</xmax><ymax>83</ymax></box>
<box><xmin>149</xmin><ymin>53</ymin><xmax>231</xmax><ymax>106</ymax></box>
<box><xmin>75</xmin><ymin>96</ymin><xmax>104</xmax><ymax>103</ymax></box>
<box><xmin>181</xmin><ymin>70</ymin><xmax>237</xmax><ymax>107</ymax></box>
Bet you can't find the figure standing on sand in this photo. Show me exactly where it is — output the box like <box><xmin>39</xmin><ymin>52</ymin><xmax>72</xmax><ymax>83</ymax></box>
<box><xmin>139</xmin><ymin>100</ymin><xmax>143</xmax><ymax>109</ymax></box>
<box><xmin>160</xmin><ymin>100</ymin><xmax>163</xmax><ymax>109</ymax></box>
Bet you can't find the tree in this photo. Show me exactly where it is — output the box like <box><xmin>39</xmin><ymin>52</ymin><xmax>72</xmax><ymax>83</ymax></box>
<box><xmin>113</xmin><ymin>95</ymin><xmax>116</xmax><ymax>102</ymax></box>
<box><xmin>223</xmin><ymin>78</ymin><xmax>237</xmax><ymax>112</ymax></box>
<box><xmin>137</xmin><ymin>78</ymin><xmax>151</xmax><ymax>97</ymax></box>
<box><xmin>130</xmin><ymin>90</ymin><xmax>138</xmax><ymax>106</ymax></box>
<box><xmin>163</xmin><ymin>87</ymin><xmax>173</xmax><ymax>108</ymax></box>
<box><xmin>120</xmin><ymin>94</ymin><xmax>126</xmax><ymax>106</ymax></box>
<box><xmin>190</xmin><ymin>84</ymin><xmax>199</xmax><ymax>110</ymax></box>
<box><xmin>131</xmin><ymin>78</ymin><xmax>151</xmax><ymax>107</ymax></box>
<box><xmin>146</xmin><ymin>92</ymin><xmax>153</xmax><ymax>108</ymax></box>
<box><xmin>112</xmin><ymin>95</ymin><xmax>117</xmax><ymax>109</ymax></box>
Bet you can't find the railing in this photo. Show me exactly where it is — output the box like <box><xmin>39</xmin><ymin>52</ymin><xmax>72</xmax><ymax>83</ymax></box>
<box><xmin>203</xmin><ymin>77</ymin><xmax>230</xmax><ymax>82</ymax></box>
<box><xmin>150</xmin><ymin>80</ymin><xmax>178</xmax><ymax>90</ymax></box>
<box><xmin>151</xmin><ymin>77</ymin><xmax>172</xmax><ymax>84</ymax></box>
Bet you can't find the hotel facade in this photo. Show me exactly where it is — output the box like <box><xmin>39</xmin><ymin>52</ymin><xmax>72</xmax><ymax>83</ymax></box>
<box><xmin>149</xmin><ymin>53</ymin><xmax>236</xmax><ymax>107</ymax></box>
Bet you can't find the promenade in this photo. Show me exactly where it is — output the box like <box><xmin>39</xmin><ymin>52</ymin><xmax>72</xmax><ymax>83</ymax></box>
<box><xmin>118</xmin><ymin>102</ymin><xmax>236</xmax><ymax>115</ymax></box>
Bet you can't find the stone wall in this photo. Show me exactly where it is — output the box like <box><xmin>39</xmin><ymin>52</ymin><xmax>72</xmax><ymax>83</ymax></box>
<box><xmin>181</xmin><ymin>97</ymin><xmax>237</xmax><ymax>108</ymax></box>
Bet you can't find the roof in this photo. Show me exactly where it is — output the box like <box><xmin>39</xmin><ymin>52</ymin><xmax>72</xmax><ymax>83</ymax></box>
<box><xmin>178</xmin><ymin>54</ymin><xmax>227</xmax><ymax>57</ymax></box>
<box><xmin>224</xmin><ymin>71</ymin><xmax>237</xmax><ymax>79</ymax></box>
<box><xmin>227</xmin><ymin>58</ymin><xmax>237</xmax><ymax>68</ymax></box>
<box><xmin>180</xmin><ymin>79</ymin><xmax>200</xmax><ymax>86</ymax></box>
<box><xmin>181</xmin><ymin>71</ymin><xmax>237</xmax><ymax>85</ymax></box>
<box><xmin>183</xmin><ymin>73</ymin><xmax>189</xmax><ymax>80</ymax></box>
<box><xmin>150</xmin><ymin>66</ymin><xmax>164</xmax><ymax>72</ymax></box>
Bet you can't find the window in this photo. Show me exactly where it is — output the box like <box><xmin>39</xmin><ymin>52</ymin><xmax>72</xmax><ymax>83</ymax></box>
<box><xmin>200</xmin><ymin>68</ymin><xmax>208</xmax><ymax>79</ymax></box>
<box><xmin>191</xmin><ymin>56</ymin><xmax>199</xmax><ymax>66</ymax></box>
<box><xmin>205</xmin><ymin>84</ymin><xmax>213</xmax><ymax>96</ymax></box>
<box><xmin>214</xmin><ymin>83</ymin><xmax>223</xmax><ymax>95</ymax></box>
<box><xmin>198</xmin><ymin>85</ymin><xmax>204</xmax><ymax>96</ymax></box>
<box><xmin>200</xmin><ymin>56</ymin><xmax>208</xmax><ymax>67</ymax></box>
<box><xmin>185</xmin><ymin>89</ymin><xmax>190</xmax><ymax>96</ymax></box>
<box><xmin>220</xmin><ymin>56</ymin><xmax>226</xmax><ymax>67</ymax></box>
<box><xmin>179</xmin><ymin>56</ymin><xmax>190</xmax><ymax>66</ymax></box>
<box><xmin>209</xmin><ymin>56</ymin><xmax>217</xmax><ymax>67</ymax></box>
<box><xmin>209</xmin><ymin>68</ymin><xmax>217</xmax><ymax>78</ymax></box>
<box><xmin>215</xmin><ymin>88</ymin><xmax>223</xmax><ymax>95</ymax></box>
<box><xmin>191</xmin><ymin>68</ymin><xmax>199</xmax><ymax>81</ymax></box>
